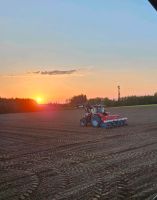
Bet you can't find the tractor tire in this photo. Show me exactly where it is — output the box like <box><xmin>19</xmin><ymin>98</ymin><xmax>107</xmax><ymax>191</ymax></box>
<box><xmin>91</xmin><ymin>115</ymin><xmax>102</xmax><ymax>127</ymax></box>
<box><xmin>80</xmin><ymin>118</ymin><xmax>87</xmax><ymax>127</ymax></box>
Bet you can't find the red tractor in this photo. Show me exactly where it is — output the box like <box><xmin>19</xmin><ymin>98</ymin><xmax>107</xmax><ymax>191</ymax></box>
<box><xmin>80</xmin><ymin>105</ymin><xmax>128</xmax><ymax>128</ymax></box>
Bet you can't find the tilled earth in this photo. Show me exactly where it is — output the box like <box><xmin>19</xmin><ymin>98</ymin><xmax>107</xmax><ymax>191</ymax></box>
<box><xmin>0</xmin><ymin>106</ymin><xmax>157</xmax><ymax>200</ymax></box>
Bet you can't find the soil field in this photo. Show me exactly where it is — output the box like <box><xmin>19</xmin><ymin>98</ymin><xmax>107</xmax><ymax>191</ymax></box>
<box><xmin>0</xmin><ymin>106</ymin><xmax>157</xmax><ymax>200</ymax></box>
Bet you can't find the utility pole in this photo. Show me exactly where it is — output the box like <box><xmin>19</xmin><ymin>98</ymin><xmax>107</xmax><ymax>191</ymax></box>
<box><xmin>118</xmin><ymin>85</ymin><xmax>120</xmax><ymax>101</ymax></box>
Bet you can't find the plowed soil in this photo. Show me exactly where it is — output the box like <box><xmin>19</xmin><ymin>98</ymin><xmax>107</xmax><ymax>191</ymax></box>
<box><xmin>0</xmin><ymin>106</ymin><xmax>157</xmax><ymax>200</ymax></box>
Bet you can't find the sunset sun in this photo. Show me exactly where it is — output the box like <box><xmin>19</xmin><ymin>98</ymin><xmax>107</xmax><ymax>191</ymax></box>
<box><xmin>36</xmin><ymin>97</ymin><xmax>43</xmax><ymax>104</ymax></box>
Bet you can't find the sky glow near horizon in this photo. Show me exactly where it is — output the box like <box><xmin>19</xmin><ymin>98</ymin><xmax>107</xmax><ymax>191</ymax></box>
<box><xmin>0</xmin><ymin>0</ymin><xmax>157</xmax><ymax>103</ymax></box>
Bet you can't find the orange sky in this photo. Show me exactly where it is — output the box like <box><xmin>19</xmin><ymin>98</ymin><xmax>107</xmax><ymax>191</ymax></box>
<box><xmin>1</xmin><ymin>67</ymin><xmax>156</xmax><ymax>103</ymax></box>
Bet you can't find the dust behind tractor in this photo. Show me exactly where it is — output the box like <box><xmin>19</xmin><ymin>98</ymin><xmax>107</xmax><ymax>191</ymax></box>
<box><xmin>80</xmin><ymin>105</ymin><xmax>128</xmax><ymax>128</ymax></box>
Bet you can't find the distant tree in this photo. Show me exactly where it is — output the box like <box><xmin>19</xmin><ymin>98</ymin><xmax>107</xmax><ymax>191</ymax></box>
<box><xmin>0</xmin><ymin>98</ymin><xmax>39</xmax><ymax>114</ymax></box>
<box><xmin>88</xmin><ymin>97</ymin><xmax>103</xmax><ymax>105</ymax></box>
<box><xmin>154</xmin><ymin>92</ymin><xmax>157</xmax><ymax>96</ymax></box>
<box><xmin>70</xmin><ymin>94</ymin><xmax>87</xmax><ymax>106</ymax></box>
<box><xmin>103</xmin><ymin>97</ymin><xmax>112</xmax><ymax>106</ymax></box>
<box><xmin>88</xmin><ymin>95</ymin><xmax>157</xmax><ymax>107</ymax></box>
<box><xmin>120</xmin><ymin>95</ymin><xmax>157</xmax><ymax>106</ymax></box>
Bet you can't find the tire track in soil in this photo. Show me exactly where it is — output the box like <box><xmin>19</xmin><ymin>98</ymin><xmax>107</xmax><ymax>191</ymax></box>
<box><xmin>47</xmin><ymin>142</ymin><xmax>157</xmax><ymax>199</ymax></box>
<box><xmin>0</xmin><ymin>156</ymin><xmax>39</xmax><ymax>200</ymax></box>
<box><xmin>0</xmin><ymin>168</ymin><xmax>39</xmax><ymax>200</ymax></box>
<box><xmin>30</xmin><ymin>167</ymin><xmax>67</xmax><ymax>200</ymax></box>
<box><xmin>91</xmin><ymin>175</ymin><xmax>133</xmax><ymax>200</ymax></box>
<box><xmin>1</xmin><ymin>141</ymin><xmax>157</xmax><ymax>200</ymax></box>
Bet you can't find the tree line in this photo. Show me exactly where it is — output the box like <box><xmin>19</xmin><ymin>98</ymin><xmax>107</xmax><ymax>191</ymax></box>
<box><xmin>0</xmin><ymin>93</ymin><xmax>157</xmax><ymax>114</ymax></box>
<box><xmin>0</xmin><ymin>98</ymin><xmax>39</xmax><ymax>114</ymax></box>
<box><xmin>69</xmin><ymin>93</ymin><xmax>157</xmax><ymax>107</ymax></box>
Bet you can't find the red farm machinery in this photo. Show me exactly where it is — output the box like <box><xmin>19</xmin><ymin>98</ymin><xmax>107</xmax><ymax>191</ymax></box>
<box><xmin>80</xmin><ymin>105</ymin><xmax>128</xmax><ymax>128</ymax></box>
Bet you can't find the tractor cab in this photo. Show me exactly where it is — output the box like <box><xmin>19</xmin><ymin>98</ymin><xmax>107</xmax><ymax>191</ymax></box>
<box><xmin>91</xmin><ymin>105</ymin><xmax>108</xmax><ymax>116</ymax></box>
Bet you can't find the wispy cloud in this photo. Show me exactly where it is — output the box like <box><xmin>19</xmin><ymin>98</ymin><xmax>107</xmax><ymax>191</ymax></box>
<box><xmin>31</xmin><ymin>70</ymin><xmax>77</xmax><ymax>75</ymax></box>
<box><xmin>0</xmin><ymin>67</ymin><xmax>92</xmax><ymax>77</ymax></box>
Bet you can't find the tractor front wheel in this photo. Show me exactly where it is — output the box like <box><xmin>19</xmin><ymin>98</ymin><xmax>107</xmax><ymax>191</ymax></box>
<box><xmin>80</xmin><ymin>118</ymin><xmax>87</xmax><ymax>127</ymax></box>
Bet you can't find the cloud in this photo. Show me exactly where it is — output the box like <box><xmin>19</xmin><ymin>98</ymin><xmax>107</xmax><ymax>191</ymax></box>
<box><xmin>31</xmin><ymin>70</ymin><xmax>77</xmax><ymax>75</ymax></box>
<box><xmin>0</xmin><ymin>67</ymin><xmax>92</xmax><ymax>77</ymax></box>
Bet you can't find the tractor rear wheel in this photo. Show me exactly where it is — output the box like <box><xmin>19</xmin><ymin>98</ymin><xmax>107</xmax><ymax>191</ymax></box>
<box><xmin>91</xmin><ymin>115</ymin><xmax>102</xmax><ymax>127</ymax></box>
